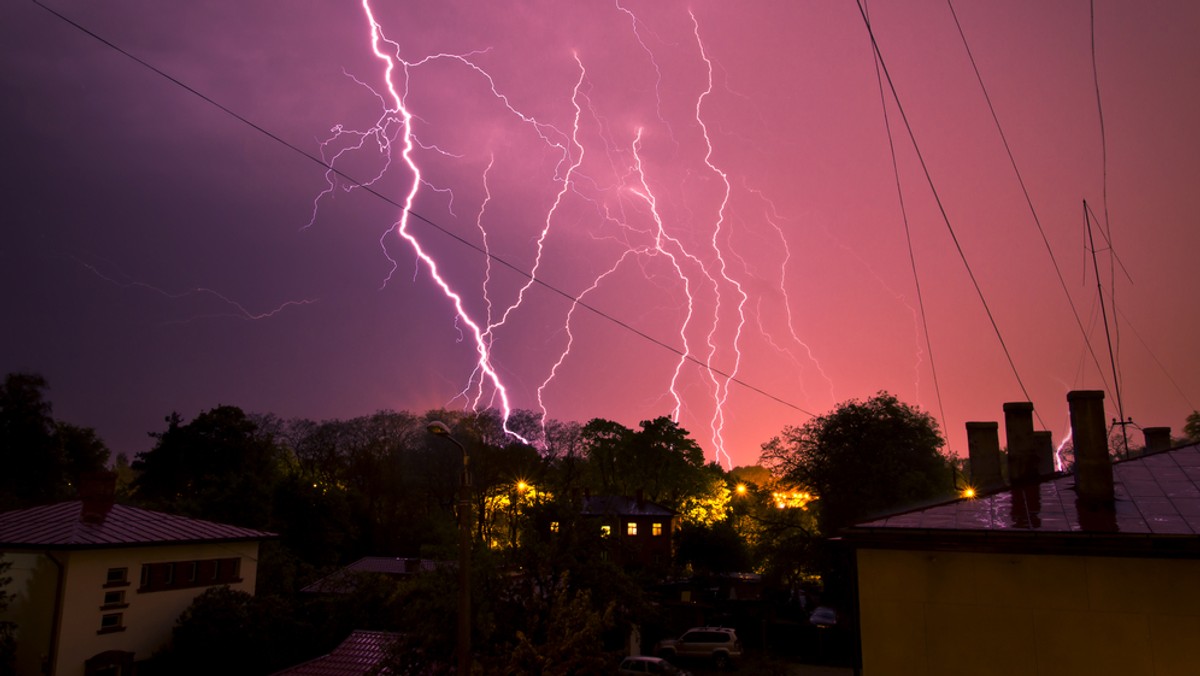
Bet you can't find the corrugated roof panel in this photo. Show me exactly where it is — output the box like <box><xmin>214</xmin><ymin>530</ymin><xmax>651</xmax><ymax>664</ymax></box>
<box><xmin>0</xmin><ymin>502</ymin><xmax>274</xmax><ymax>548</ymax></box>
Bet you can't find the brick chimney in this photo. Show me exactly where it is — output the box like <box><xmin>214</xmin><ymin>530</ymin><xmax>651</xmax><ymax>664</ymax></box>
<box><xmin>1004</xmin><ymin>402</ymin><xmax>1037</xmax><ymax>485</ymax></box>
<box><xmin>79</xmin><ymin>470</ymin><xmax>117</xmax><ymax>524</ymax></box>
<box><xmin>1068</xmin><ymin>390</ymin><xmax>1114</xmax><ymax>506</ymax></box>
<box><xmin>1142</xmin><ymin>427</ymin><xmax>1172</xmax><ymax>455</ymax></box>
<box><xmin>965</xmin><ymin>422</ymin><xmax>1004</xmax><ymax>490</ymax></box>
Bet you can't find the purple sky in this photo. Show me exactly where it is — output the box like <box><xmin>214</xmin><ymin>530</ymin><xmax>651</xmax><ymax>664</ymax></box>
<box><xmin>3</xmin><ymin>0</ymin><xmax>1198</xmax><ymax>469</ymax></box>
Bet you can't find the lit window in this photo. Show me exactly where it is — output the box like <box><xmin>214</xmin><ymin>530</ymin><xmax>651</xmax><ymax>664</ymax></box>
<box><xmin>600</xmin><ymin>525</ymin><xmax>611</xmax><ymax>538</ymax></box>
<box><xmin>652</xmin><ymin>522</ymin><xmax>663</xmax><ymax>536</ymax></box>
<box><xmin>104</xmin><ymin>568</ymin><xmax>128</xmax><ymax>587</ymax></box>
<box><xmin>98</xmin><ymin>613</ymin><xmax>124</xmax><ymax>634</ymax></box>
<box><xmin>550</xmin><ymin>521</ymin><xmax>560</xmax><ymax>533</ymax></box>
<box><xmin>626</xmin><ymin>522</ymin><xmax>638</xmax><ymax>536</ymax></box>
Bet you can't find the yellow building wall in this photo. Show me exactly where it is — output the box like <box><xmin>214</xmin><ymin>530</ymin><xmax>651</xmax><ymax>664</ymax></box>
<box><xmin>857</xmin><ymin>548</ymin><xmax>1200</xmax><ymax>676</ymax></box>
<box><xmin>23</xmin><ymin>541</ymin><xmax>261</xmax><ymax>676</ymax></box>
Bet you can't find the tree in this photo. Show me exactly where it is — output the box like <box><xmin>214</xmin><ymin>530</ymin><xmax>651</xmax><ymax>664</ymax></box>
<box><xmin>0</xmin><ymin>373</ymin><xmax>109</xmax><ymax>509</ymax></box>
<box><xmin>0</xmin><ymin>558</ymin><xmax>15</xmax><ymax>676</ymax></box>
<box><xmin>132</xmin><ymin>406</ymin><xmax>283</xmax><ymax>527</ymax></box>
<box><xmin>760</xmin><ymin>392</ymin><xmax>953</xmax><ymax>535</ymax></box>
<box><xmin>1185</xmin><ymin>411</ymin><xmax>1200</xmax><ymax>442</ymax></box>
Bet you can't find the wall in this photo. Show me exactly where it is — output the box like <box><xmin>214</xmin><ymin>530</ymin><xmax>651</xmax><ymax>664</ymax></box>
<box><xmin>857</xmin><ymin>548</ymin><xmax>1200</xmax><ymax>676</ymax></box>
<box><xmin>45</xmin><ymin>540</ymin><xmax>260</xmax><ymax>676</ymax></box>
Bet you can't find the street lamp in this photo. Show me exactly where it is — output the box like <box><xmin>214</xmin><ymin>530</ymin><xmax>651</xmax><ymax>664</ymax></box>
<box><xmin>428</xmin><ymin>421</ymin><xmax>471</xmax><ymax>675</ymax></box>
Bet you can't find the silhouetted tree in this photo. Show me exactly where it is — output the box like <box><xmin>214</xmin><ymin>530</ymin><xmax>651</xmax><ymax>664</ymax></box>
<box><xmin>0</xmin><ymin>558</ymin><xmax>15</xmax><ymax>676</ymax></box>
<box><xmin>760</xmin><ymin>391</ymin><xmax>953</xmax><ymax>535</ymax></box>
<box><xmin>1185</xmin><ymin>411</ymin><xmax>1200</xmax><ymax>442</ymax></box>
<box><xmin>0</xmin><ymin>372</ymin><xmax>109</xmax><ymax>509</ymax></box>
<box><xmin>132</xmin><ymin>406</ymin><xmax>282</xmax><ymax>527</ymax></box>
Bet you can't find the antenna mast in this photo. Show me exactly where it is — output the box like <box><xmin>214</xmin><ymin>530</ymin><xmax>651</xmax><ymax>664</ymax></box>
<box><xmin>1084</xmin><ymin>200</ymin><xmax>1131</xmax><ymax>458</ymax></box>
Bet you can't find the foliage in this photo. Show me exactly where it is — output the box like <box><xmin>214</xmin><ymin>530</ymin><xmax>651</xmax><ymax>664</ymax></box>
<box><xmin>676</xmin><ymin>466</ymin><xmax>733</xmax><ymax>527</ymax></box>
<box><xmin>1186</xmin><ymin>411</ymin><xmax>1200</xmax><ymax>442</ymax></box>
<box><xmin>581</xmin><ymin>416</ymin><xmax>708</xmax><ymax>511</ymax></box>
<box><xmin>0</xmin><ymin>558</ymin><xmax>14</xmax><ymax>676</ymax></box>
<box><xmin>132</xmin><ymin>406</ymin><xmax>283</xmax><ymax>528</ymax></box>
<box><xmin>676</xmin><ymin>521</ymin><xmax>750</xmax><ymax>574</ymax></box>
<box><xmin>162</xmin><ymin>587</ymin><xmax>310</xmax><ymax>676</ymax></box>
<box><xmin>0</xmin><ymin>372</ymin><xmax>110</xmax><ymax>509</ymax></box>
<box><xmin>499</xmin><ymin>576</ymin><xmax>616</xmax><ymax>675</ymax></box>
<box><xmin>760</xmin><ymin>391</ymin><xmax>953</xmax><ymax>535</ymax></box>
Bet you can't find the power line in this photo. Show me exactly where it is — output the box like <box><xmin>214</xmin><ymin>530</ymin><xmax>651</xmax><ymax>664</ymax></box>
<box><xmin>854</xmin><ymin>0</ymin><xmax>1038</xmax><ymax>410</ymax></box>
<box><xmin>864</xmin><ymin>0</ymin><xmax>950</xmax><ymax>438</ymax></box>
<box><xmin>30</xmin><ymin>0</ymin><xmax>819</xmax><ymax>419</ymax></box>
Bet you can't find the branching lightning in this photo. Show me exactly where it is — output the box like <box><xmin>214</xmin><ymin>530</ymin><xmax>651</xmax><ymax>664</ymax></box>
<box><xmin>304</xmin><ymin>0</ymin><xmax>837</xmax><ymax>464</ymax></box>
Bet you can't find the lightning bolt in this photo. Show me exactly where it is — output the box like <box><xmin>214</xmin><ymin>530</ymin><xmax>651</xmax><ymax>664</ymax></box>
<box><xmin>307</xmin><ymin>3</ymin><xmax>838</xmax><ymax>462</ymax></box>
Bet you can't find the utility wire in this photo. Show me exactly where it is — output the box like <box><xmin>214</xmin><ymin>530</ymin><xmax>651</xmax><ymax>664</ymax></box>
<box><xmin>945</xmin><ymin>0</ymin><xmax>1110</xmax><ymax>417</ymax></box>
<box><xmin>854</xmin><ymin>0</ymin><xmax>1038</xmax><ymax>408</ymax></box>
<box><xmin>30</xmin><ymin>0</ymin><xmax>819</xmax><ymax>419</ymax></box>
<box><xmin>864</xmin><ymin>0</ymin><xmax>950</xmax><ymax>438</ymax></box>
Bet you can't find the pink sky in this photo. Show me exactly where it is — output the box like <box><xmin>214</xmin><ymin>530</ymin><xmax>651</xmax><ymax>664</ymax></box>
<box><xmin>3</xmin><ymin>0</ymin><xmax>1198</xmax><ymax>468</ymax></box>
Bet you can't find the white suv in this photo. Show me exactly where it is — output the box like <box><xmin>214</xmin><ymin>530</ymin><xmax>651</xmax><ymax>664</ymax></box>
<box><xmin>656</xmin><ymin>626</ymin><xmax>742</xmax><ymax>669</ymax></box>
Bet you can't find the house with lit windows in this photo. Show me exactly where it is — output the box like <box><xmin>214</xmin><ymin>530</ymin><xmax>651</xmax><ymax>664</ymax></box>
<box><xmin>0</xmin><ymin>473</ymin><xmax>274</xmax><ymax>676</ymax></box>
<box><xmin>580</xmin><ymin>492</ymin><xmax>678</xmax><ymax>571</ymax></box>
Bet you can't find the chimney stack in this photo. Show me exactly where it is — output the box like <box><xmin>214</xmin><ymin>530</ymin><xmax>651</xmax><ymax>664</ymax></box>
<box><xmin>965</xmin><ymin>422</ymin><xmax>1004</xmax><ymax>490</ymax></box>
<box><xmin>1004</xmin><ymin>402</ymin><xmax>1037</xmax><ymax>485</ymax></box>
<box><xmin>1142</xmin><ymin>427</ymin><xmax>1172</xmax><ymax>455</ymax></box>
<box><xmin>79</xmin><ymin>470</ymin><xmax>117</xmax><ymax>524</ymax></box>
<box><xmin>1068</xmin><ymin>390</ymin><xmax>1114</xmax><ymax>506</ymax></box>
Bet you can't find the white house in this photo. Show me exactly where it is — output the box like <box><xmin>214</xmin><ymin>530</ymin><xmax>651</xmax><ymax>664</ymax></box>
<box><xmin>0</xmin><ymin>475</ymin><xmax>274</xmax><ymax>676</ymax></box>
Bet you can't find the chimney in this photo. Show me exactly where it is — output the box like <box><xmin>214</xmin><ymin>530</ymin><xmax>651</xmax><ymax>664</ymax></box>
<box><xmin>79</xmin><ymin>470</ymin><xmax>117</xmax><ymax>524</ymax></box>
<box><xmin>1142</xmin><ymin>427</ymin><xmax>1172</xmax><ymax>455</ymax></box>
<box><xmin>1033</xmin><ymin>431</ymin><xmax>1055</xmax><ymax>476</ymax></box>
<box><xmin>1004</xmin><ymin>402</ymin><xmax>1037</xmax><ymax>485</ymax></box>
<box><xmin>635</xmin><ymin>488</ymin><xmax>644</xmax><ymax>508</ymax></box>
<box><xmin>1069</xmin><ymin>390</ymin><xmax>1114</xmax><ymax>506</ymax></box>
<box><xmin>965</xmin><ymin>422</ymin><xmax>1003</xmax><ymax>490</ymax></box>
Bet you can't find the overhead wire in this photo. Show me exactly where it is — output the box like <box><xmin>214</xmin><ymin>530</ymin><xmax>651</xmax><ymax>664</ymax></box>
<box><xmin>863</xmin><ymin>0</ymin><xmax>950</xmax><ymax>438</ymax></box>
<box><xmin>853</xmin><ymin>0</ymin><xmax>1039</xmax><ymax>411</ymax></box>
<box><xmin>944</xmin><ymin>0</ymin><xmax>1112</xmax><ymax>414</ymax></box>
<box><xmin>29</xmin><ymin>0</ymin><xmax>819</xmax><ymax>419</ymax></box>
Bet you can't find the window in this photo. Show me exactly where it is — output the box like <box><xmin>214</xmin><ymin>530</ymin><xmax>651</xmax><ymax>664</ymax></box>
<box><xmin>98</xmin><ymin>613</ymin><xmax>125</xmax><ymax>634</ymax></box>
<box><xmin>626</xmin><ymin>521</ymin><xmax>638</xmax><ymax>536</ymax></box>
<box><xmin>600</xmin><ymin>525</ymin><xmax>611</xmax><ymax>538</ymax></box>
<box><xmin>101</xmin><ymin>590</ymin><xmax>126</xmax><ymax>609</ymax></box>
<box><xmin>139</xmin><ymin>558</ymin><xmax>242</xmax><ymax>593</ymax></box>
<box><xmin>104</xmin><ymin>568</ymin><xmax>128</xmax><ymax>588</ymax></box>
<box><xmin>652</xmin><ymin>522</ymin><xmax>663</xmax><ymax>536</ymax></box>
<box><xmin>549</xmin><ymin>521</ymin><xmax>560</xmax><ymax>533</ymax></box>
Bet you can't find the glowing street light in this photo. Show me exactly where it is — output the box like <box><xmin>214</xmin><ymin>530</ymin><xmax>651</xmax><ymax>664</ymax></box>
<box><xmin>427</xmin><ymin>420</ymin><xmax>471</xmax><ymax>675</ymax></box>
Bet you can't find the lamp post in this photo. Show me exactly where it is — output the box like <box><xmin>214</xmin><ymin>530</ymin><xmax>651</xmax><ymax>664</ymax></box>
<box><xmin>428</xmin><ymin>421</ymin><xmax>470</xmax><ymax>675</ymax></box>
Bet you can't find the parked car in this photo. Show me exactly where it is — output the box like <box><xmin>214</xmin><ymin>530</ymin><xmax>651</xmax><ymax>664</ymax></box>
<box><xmin>808</xmin><ymin>606</ymin><xmax>839</xmax><ymax>628</ymax></box>
<box><xmin>655</xmin><ymin>626</ymin><xmax>742</xmax><ymax>669</ymax></box>
<box><xmin>618</xmin><ymin>655</ymin><xmax>692</xmax><ymax>675</ymax></box>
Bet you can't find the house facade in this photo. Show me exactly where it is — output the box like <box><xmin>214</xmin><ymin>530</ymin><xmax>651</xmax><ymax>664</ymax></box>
<box><xmin>0</xmin><ymin>482</ymin><xmax>274</xmax><ymax>676</ymax></box>
<box><xmin>843</xmin><ymin>391</ymin><xmax>1200</xmax><ymax>675</ymax></box>
<box><xmin>580</xmin><ymin>493</ymin><xmax>678</xmax><ymax>570</ymax></box>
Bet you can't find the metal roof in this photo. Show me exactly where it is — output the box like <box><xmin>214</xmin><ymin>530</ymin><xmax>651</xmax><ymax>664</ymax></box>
<box><xmin>848</xmin><ymin>442</ymin><xmax>1200</xmax><ymax>538</ymax></box>
<box><xmin>0</xmin><ymin>501</ymin><xmax>275</xmax><ymax>549</ymax></box>
<box><xmin>300</xmin><ymin>557</ymin><xmax>444</xmax><ymax>594</ymax></box>
<box><xmin>271</xmin><ymin>630</ymin><xmax>399</xmax><ymax>675</ymax></box>
<box><xmin>581</xmin><ymin>495</ymin><xmax>676</xmax><ymax>517</ymax></box>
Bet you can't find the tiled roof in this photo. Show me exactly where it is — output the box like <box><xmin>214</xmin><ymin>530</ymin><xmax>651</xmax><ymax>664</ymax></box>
<box><xmin>301</xmin><ymin>557</ymin><xmax>443</xmax><ymax>594</ymax></box>
<box><xmin>271</xmin><ymin>630</ymin><xmax>399</xmax><ymax>675</ymax></box>
<box><xmin>0</xmin><ymin>501</ymin><xmax>275</xmax><ymax>549</ymax></box>
<box><xmin>581</xmin><ymin>495</ymin><xmax>676</xmax><ymax>517</ymax></box>
<box><xmin>848</xmin><ymin>442</ymin><xmax>1200</xmax><ymax>537</ymax></box>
